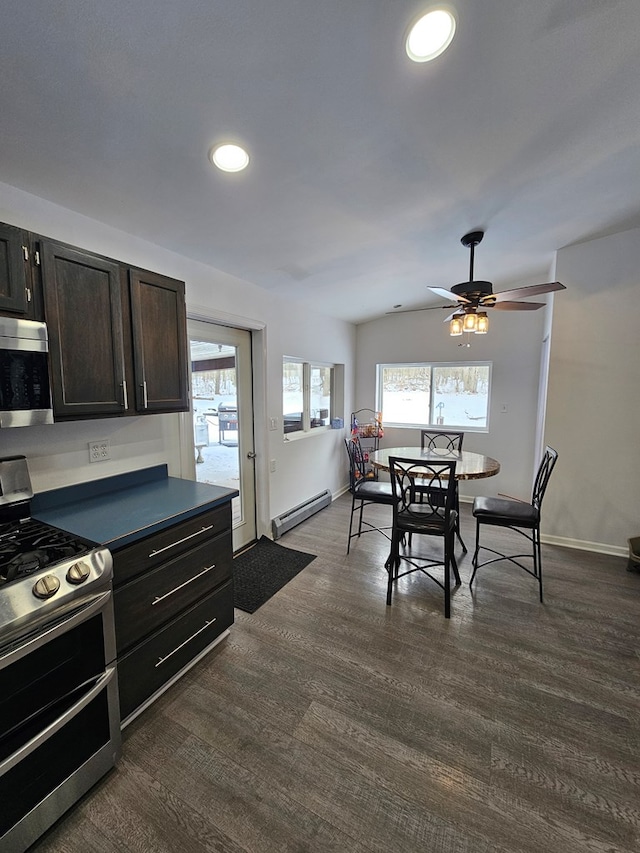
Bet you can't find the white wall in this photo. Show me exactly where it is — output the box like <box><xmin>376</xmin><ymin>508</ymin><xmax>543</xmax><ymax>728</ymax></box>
<box><xmin>544</xmin><ymin>226</ymin><xmax>640</xmax><ymax>555</ymax></box>
<box><xmin>355</xmin><ymin>305</ymin><xmax>547</xmax><ymax>502</ymax></box>
<box><xmin>0</xmin><ymin>182</ymin><xmax>356</xmax><ymax>531</ymax></box>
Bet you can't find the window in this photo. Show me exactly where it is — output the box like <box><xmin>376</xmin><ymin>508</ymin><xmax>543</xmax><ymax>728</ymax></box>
<box><xmin>377</xmin><ymin>362</ymin><xmax>491</xmax><ymax>430</ymax></box>
<box><xmin>283</xmin><ymin>358</ymin><xmax>333</xmax><ymax>435</ymax></box>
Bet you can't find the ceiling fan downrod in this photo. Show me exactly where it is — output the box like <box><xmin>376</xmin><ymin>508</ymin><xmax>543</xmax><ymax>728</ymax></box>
<box><xmin>461</xmin><ymin>230</ymin><xmax>484</xmax><ymax>282</ymax></box>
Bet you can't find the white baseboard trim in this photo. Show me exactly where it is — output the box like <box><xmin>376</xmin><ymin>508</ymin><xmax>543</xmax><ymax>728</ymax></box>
<box><xmin>540</xmin><ymin>535</ymin><xmax>627</xmax><ymax>558</ymax></box>
<box><xmin>458</xmin><ymin>496</ymin><xmax>626</xmax><ymax>558</ymax></box>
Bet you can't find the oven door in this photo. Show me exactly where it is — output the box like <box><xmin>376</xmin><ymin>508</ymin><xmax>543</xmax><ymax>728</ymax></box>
<box><xmin>0</xmin><ymin>591</ymin><xmax>121</xmax><ymax>853</ymax></box>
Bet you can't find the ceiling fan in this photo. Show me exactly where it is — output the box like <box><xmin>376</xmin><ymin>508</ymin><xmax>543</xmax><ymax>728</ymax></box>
<box><xmin>389</xmin><ymin>231</ymin><xmax>565</xmax><ymax>335</ymax></box>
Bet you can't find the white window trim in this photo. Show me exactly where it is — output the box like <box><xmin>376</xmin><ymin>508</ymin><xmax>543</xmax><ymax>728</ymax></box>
<box><xmin>283</xmin><ymin>357</ymin><xmax>335</xmax><ymax>440</ymax></box>
<box><xmin>376</xmin><ymin>360</ymin><xmax>492</xmax><ymax>432</ymax></box>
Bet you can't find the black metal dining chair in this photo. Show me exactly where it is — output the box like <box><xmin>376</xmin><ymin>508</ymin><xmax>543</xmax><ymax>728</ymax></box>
<box><xmin>387</xmin><ymin>457</ymin><xmax>460</xmax><ymax>618</ymax></box>
<box><xmin>415</xmin><ymin>429</ymin><xmax>466</xmax><ymax>552</ymax></box>
<box><xmin>420</xmin><ymin>430</ymin><xmax>464</xmax><ymax>453</ymax></box>
<box><xmin>344</xmin><ymin>437</ymin><xmax>395</xmax><ymax>554</ymax></box>
<box><xmin>469</xmin><ymin>446</ymin><xmax>558</xmax><ymax>601</ymax></box>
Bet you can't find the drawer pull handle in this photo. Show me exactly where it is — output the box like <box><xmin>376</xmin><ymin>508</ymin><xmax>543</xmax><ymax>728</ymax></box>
<box><xmin>151</xmin><ymin>566</ymin><xmax>215</xmax><ymax>605</ymax></box>
<box><xmin>148</xmin><ymin>525</ymin><xmax>214</xmax><ymax>557</ymax></box>
<box><xmin>155</xmin><ymin>619</ymin><xmax>216</xmax><ymax>667</ymax></box>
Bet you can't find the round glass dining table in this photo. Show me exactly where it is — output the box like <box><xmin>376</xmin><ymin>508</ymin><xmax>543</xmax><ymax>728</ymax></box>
<box><xmin>369</xmin><ymin>447</ymin><xmax>500</xmax><ymax>480</ymax></box>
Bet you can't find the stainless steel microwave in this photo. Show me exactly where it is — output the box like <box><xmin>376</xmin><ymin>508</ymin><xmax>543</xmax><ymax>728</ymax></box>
<box><xmin>0</xmin><ymin>317</ymin><xmax>54</xmax><ymax>427</ymax></box>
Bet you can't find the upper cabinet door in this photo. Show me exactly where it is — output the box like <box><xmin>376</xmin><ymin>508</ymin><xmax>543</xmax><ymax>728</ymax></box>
<box><xmin>129</xmin><ymin>269</ymin><xmax>189</xmax><ymax>413</ymax></box>
<box><xmin>41</xmin><ymin>240</ymin><xmax>128</xmax><ymax>418</ymax></box>
<box><xmin>0</xmin><ymin>222</ymin><xmax>30</xmax><ymax>315</ymax></box>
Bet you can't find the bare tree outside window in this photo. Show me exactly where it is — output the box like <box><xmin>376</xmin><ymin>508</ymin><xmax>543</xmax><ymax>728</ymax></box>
<box><xmin>378</xmin><ymin>363</ymin><xmax>491</xmax><ymax>429</ymax></box>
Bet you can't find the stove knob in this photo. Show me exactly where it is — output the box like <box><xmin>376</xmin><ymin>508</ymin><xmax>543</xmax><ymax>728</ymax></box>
<box><xmin>66</xmin><ymin>561</ymin><xmax>91</xmax><ymax>585</ymax></box>
<box><xmin>33</xmin><ymin>575</ymin><xmax>61</xmax><ymax>599</ymax></box>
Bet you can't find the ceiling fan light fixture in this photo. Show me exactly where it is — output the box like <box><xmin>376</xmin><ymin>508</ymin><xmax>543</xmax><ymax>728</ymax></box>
<box><xmin>210</xmin><ymin>143</ymin><xmax>250</xmax><ymax>173</ymax></box>
<box><xmin>462</xmin><ymin>311</ymin><xmax>478</xmax><ymax>333</ymax></box>
<box><xmin>406</xmin><ymin>7</ymin><xmax>457</xmax><ymax>63</ymax></box>
<box><xmin>449</xmin><ymin>315</ymin><xmax>463</xmax><ymax>336</ymax></box>
<box><xmin>475</xmin><ymin>312</ymin><xmax>489</xmax><ymax>334</ymax></box>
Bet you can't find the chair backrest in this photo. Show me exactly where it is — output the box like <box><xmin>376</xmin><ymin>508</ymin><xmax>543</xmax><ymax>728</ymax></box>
<box><xmin>389</xmin><ymin>457</ymin><xmax>457</xmax><ymax>523</ymax></box>
<box><xmin>532</xmin><ymin>446</ymin><xmax>558</xmax><ymax>510</ymax></box>
<box><xmin>345</xmin><ymin>437</ymin><xmax>366</xmax><ymax>491</ymax></box>
<box><xmin>420</xmin><ymin>430</ymin><xmax>464</xmax><ymax>452</ymax></box>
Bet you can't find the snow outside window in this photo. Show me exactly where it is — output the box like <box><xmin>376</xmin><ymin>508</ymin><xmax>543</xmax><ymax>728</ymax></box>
<box><xmin>283</xmin><ymin>358</ymin><xmax>333</xmax><ymax>435</ymax></box>
<box><xmin>377</xmin><ymin>362</ymin><xmax>491</xmax><ymax>430</ymax></box>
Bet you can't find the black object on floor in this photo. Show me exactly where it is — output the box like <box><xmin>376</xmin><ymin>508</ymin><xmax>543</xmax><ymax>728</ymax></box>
<box><xmin>233</xmin><ymin>536</ymin><xmax>316</xmax><ymax>613</ymax></box>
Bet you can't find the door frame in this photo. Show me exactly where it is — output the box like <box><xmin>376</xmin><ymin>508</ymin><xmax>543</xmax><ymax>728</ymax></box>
<box><xmin>178</xmin><ymin>306</ymin><xmax>270</xmax><ymax>545</ymax></box>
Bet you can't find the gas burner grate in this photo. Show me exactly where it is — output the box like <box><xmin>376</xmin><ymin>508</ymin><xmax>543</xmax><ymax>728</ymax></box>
<box><xmin>0</xmin><ymin>518</ymin><xmax>96</xmax><ymax>586</ymax></box>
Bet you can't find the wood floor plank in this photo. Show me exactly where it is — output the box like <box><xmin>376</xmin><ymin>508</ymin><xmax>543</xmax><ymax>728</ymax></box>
<box><xmin>29</xmin><ymin>497</ymin><xmax>640</xmax><ymax>853</ymax></box>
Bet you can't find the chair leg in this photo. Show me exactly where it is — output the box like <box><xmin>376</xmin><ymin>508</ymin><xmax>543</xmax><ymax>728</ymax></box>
<box><xmin>534</xmin><ymin>524</ymin><xmax>544</xmax><ymax>602</ymax></box>
<box><xmin>469</xmin><ymin>517</ymin><xmax>545</xmax><ymax>602</ymax></box>
<box><xmin>469</xmin><ymin>518</ymin><xmax>481</xmax><ymax>587</ymax></box>
<box><xmin>387</xmin><ymin>532</ymin><xmax>399</xmax><ymax>605</ymax></box>
<box><xmin>346</xmin><ymin>495</ymin><xmax>357</xmax><ymax>554</ymax></box>
<box><xmin>444</xmin><ymin>540</ymin><xmax>451</xmax><ymax>619</ymax></box>
<box><xmin>454</xmin><ymin>489</ymin><xmax>467</xmax><ymax>552</ymax></box>
<box><xmin>451</xmin><ymin>550</ymin><xmax>461</xmax><ymax>586</ymax></box>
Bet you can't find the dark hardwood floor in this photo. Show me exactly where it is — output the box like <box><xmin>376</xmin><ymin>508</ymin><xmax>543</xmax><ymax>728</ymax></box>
<box><xmin>32</xmin><ymin>496</ymin><xmax>639</xmax><ymax>853</ymax></box>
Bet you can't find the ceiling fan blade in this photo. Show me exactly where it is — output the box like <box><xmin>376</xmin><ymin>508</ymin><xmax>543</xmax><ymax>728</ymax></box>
<box><xmin>428</xmin><ymin>286</ymin><xmax>470</xmax><ymax>304</ymax></box>
<box><xmin>443</xmin><ymin>309</ymin><xmax>463</xmax><ymax>322</ymax></box>
<box><xmin>385</xmin><ymin>304</ymin><xmax>454</xmax><ymax>315</ymax></box>
<box><xmin>490</xmin><ymin>300</ymin><xmax>545</xmax><ymax>311</ymax></box>
<box><xmin>491</xmin><ymin>281</ymin><xmax>565</xmax><ymax>302</ymax></box>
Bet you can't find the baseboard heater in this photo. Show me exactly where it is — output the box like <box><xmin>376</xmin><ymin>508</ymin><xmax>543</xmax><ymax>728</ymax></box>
<box><xmin>272</xmin><ymin>489</ymin><xmax>332</xmax><ymax>539</ymax></box>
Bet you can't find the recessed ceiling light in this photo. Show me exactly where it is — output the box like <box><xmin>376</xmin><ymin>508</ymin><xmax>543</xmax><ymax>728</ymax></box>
<box><xmin>406</xmin><ymin>7</ymin><xmax>456</xmax><ymax>63</ymax></box>
<box><xmin>210</xmin><ymin>143</ymin><xmax>250</xmax><ymax>172</ymax></box>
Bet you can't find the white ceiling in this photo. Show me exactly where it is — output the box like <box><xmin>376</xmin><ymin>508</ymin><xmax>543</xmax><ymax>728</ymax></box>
<box><xmin>2</xmin><ymin>0</ymin><xmax>640</xmax><ymax>324</ymax></box>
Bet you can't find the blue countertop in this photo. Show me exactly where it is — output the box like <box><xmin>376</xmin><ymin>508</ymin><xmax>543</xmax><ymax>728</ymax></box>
<box><xmin>31</xmin><ymin>465</ymin><xmax>238</xmax><ymax>550</ymax></box>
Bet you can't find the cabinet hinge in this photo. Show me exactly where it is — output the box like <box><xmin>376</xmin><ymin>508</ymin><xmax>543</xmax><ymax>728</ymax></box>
<box><xmin>34</xmin><ymin>250</ymin><xmax>41</xmax><ymax>266</ymax></box>
<box><xmin>22</xmin><ymin>245</ymin><xmax>29</xmax><ymax>261</ymax></box>
<box><xmin>25</xmin><ymin>287</ymin><xmax>32</xmax><ymax>303</ymax></box>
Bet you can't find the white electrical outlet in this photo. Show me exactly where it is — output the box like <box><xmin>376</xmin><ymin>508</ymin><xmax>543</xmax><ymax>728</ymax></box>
<box><xmin>88</xmin><ymin>440</ymin><xmax>111</xmax><ymax>463</ymax></box>
<box><xmin>270</xmin><ymin>459</ymin><xmax>277</xmax><ymax>473</ymax></box>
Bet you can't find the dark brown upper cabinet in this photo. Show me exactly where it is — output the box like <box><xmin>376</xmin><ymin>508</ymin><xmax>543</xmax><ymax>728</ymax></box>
<box><xmin>40</xmin><ymin>240</ymin><xmax>128</xmax><ymax>418</ymax></box>
<box><xmin>128</xmin><ymin>268</ymin><xmax>189</xmax><ymax>413</ymax></box>
<box><xmin>1</xmin><ymin>220</ymin><xmax>189</xmax><ymax>421</ymax></box>
<box><xmin>0</xmin><ymin>222</ymin><xmax>40</xmax><ymax>318</ymax></box>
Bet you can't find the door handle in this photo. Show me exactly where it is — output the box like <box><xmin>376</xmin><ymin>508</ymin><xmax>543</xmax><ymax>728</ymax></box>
<box><xmin>247</xmin><ymin>451</ymin><xmax>256</xmax><ymax>459</ymax></box>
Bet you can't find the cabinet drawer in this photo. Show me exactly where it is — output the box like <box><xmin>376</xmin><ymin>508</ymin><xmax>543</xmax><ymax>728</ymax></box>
<box><xmin>113</xmin><ymin>531</ymin><xmax>232</xmax><ymax>654</ymax></box>
<box><xmin>118</xmin><ymin>580</ymin><xmax>233</xmax><ymax>722</ymax></box>
<box><xmin>112</xmin><ymin>503</ymin><xmax>231</xmax><ymax>586</ymax></box>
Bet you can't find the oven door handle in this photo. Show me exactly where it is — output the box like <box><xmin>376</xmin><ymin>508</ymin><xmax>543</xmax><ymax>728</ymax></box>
<box><xmin>0</xmin><ymin>665</ymin><xmax>117</xmax><ymax>776</ymax></box>
<box><xmin>0</xmin><ymin>590</ymin><xmax>112</xmax><ymax>668</ymax></box>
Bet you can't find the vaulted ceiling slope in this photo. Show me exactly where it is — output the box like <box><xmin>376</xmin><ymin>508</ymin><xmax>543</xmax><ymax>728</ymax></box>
<box><xmin>1</xmin><ymin>0</ymin><xmax>640</xmax><ymax>324</ymax></box>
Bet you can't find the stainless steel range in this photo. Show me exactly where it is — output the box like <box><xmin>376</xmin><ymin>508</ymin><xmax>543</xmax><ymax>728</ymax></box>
<box><xmin>0</xmin><ymin>456</ymin><xmax>121</xmax><ymax>853</ymax></box>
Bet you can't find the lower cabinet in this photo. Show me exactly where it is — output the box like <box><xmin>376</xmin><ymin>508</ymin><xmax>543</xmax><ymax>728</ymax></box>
<box><xmin>111</xmin><ymin>502</ymin><xmax>234</xmax><ymax>724</ymax></box>
<box><xmin>118</xmin><ymin>582</ymin><xmax>233</xmax><ymax>721</ymax></box>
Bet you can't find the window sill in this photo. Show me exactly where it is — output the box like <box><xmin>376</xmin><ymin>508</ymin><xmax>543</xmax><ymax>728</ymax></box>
<box><xmin>384</xmin><ymin>422</ymin><xmax>489</xmax><ymax>434</ymax></box>
<box><xmin>283</xmin><ymin>426</ymin><xmax>332</xmax><ymax>442</ymax></box>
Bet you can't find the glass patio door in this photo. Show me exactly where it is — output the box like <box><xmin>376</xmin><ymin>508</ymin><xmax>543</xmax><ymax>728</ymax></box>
<box><xmin>187</xmin><ymin>320</ymin><xmax>256</xmax><ymax>551</ymax></box>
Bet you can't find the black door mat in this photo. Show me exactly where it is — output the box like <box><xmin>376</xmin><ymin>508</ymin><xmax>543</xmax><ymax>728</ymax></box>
<box><xmin>233</xmin><ymin>536</ymin><xmax>316</xmax><ymax>613</ymax></box>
